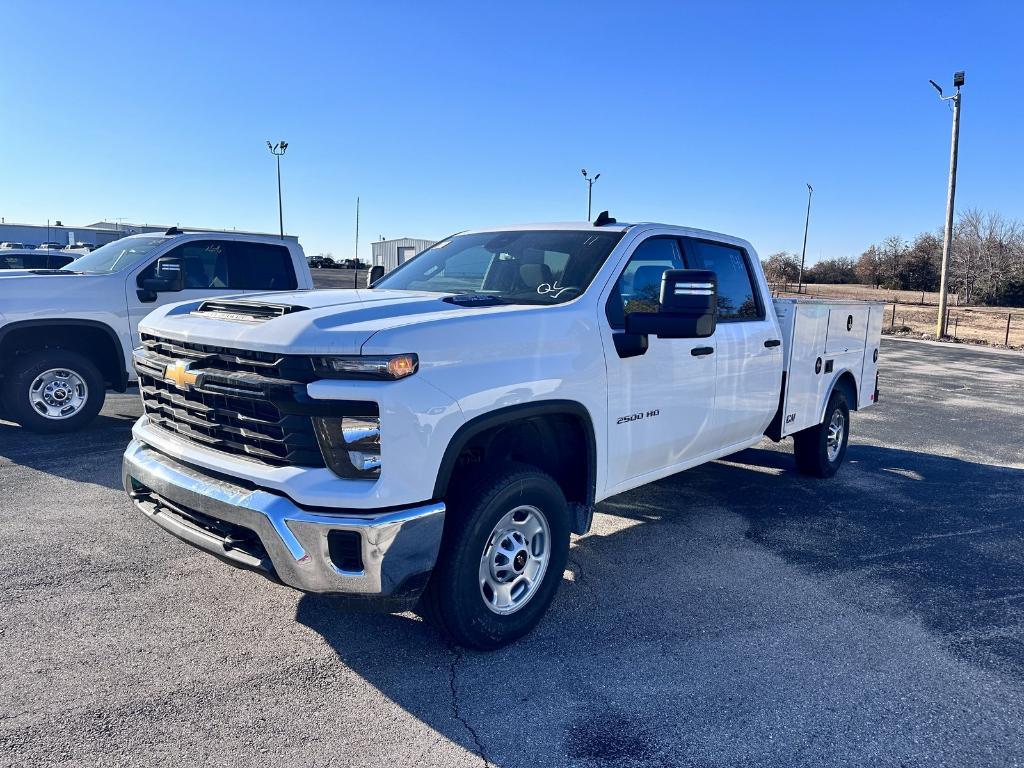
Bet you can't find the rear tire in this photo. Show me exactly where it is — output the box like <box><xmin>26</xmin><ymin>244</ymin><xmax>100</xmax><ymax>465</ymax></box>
<box><xmin>793</xmin><ymin>389</ymin><xmax>849</xmax><ymax>478</ymax></box>
<box><xmin>1</xmin><ymin>349</ymin><xmax>105</xmax><ymax>433</ymax></box>
<box><xmin>420</xmin><ymin>462</ymin><xmax>571</xmax><ymax>650</ymax></box>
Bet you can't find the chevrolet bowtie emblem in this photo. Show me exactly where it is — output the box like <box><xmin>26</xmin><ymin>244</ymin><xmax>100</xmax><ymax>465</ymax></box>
<box><xmin>163</xmin><ymin>360</ymin><xmax>201</xmax><ymax>389</ymax></box>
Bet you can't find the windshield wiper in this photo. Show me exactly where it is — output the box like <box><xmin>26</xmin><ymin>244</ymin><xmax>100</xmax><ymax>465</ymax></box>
<box><xmin>442</xmin><ymin>294</ymin><xmax>509</xmax><ymax>307</ymax></box>
<box><xmin>29</xmin><ymin>269</ymin><xmax>83</xmax><ymax>275</ymax></box>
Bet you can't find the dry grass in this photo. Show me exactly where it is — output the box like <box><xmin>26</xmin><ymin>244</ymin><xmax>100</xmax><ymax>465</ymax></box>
<box><xmin>773</xmin><ymin>284</ymin><xmax>1024</xmax><ymax>350</ymax></box>
<box><xmin>772</xmin><ymin>283</ymin><xmax>958</xmax><ymax>306</ymax></box>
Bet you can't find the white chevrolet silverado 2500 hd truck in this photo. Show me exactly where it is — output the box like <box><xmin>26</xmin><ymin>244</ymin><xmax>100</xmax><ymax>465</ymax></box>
<box><xmin>122</xmin><ymin>217</ymin><xmax>883</xmax><ymax>649</ymax></box>
<box><xmin>0</xmin><ymin>229</ymin><xmax>311</xmax><ymax>433</ymax></box>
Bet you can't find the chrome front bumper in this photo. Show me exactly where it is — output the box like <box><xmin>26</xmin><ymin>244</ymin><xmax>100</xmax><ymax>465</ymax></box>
<box><xmin>122</xmin><ymin>439</ymin><xmax>445</xmax><ymax>599</ymax></box>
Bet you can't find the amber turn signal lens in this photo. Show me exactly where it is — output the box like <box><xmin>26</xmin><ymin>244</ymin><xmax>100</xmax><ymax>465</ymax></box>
<box><xmin>386</xmin><ymin>355</ymin><xmax>417</xmax><ymax>379</ymax></box>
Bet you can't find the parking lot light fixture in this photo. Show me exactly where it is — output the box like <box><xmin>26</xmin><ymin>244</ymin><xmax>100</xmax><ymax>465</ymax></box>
<box><xmin>267</xmin><ymin>140</ymin><xmax>288</xmax><ymax>239</ymax></box>
<box><xmin>581</xmin><ymin>169</ymin><xmax>601</xmax><ymax>222</ymax></box>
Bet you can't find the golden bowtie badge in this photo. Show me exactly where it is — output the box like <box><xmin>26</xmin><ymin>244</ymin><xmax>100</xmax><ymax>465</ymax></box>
<box><xmin>163</xmin><ymin>360</ymin><xmax>200</xmax><ymax>389</ymax></box>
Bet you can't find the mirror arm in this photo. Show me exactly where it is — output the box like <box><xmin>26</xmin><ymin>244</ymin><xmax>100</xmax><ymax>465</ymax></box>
<box><xmin>612</xmin><ymin>332</ymin><xmax>648</xmax><ymax>359</ymax></box>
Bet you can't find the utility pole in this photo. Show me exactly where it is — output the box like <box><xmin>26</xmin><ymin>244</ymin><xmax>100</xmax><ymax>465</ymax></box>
<box><xmin>930</xmin><ymin>71</ymin><xmax>964</xmax><ymax>338</ymax></box>
<box><xmin>266</xmin><ymin>140</ymin><xmax>288</xmax><ymax>239</ymax></box>
<box><xmin>354</xmin><ymin>196</ymin><xmax>360</xmax><ymax>288</ymax></box>
<box><xmin>797</xmin><ymin>183</ymin><xmax>813</xmax><ymax>294</ymax></box>
<box><xmin>581</xmin><ymin>169</ymin><xmax>600</xmax><ymax>221</ymax></box>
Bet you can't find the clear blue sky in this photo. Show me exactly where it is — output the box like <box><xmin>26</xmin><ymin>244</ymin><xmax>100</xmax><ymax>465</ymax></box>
<box><xmin>2</xmin><ymin>1</ymin><xmax>1021</xmax><ymax>264</ymax></box>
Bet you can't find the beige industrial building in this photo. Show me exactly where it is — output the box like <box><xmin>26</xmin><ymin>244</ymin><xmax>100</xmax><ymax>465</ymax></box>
<box><xmin>371</xmin><ymin>237</ymin><xmax>435</xmax><ymax>273</ymax></box>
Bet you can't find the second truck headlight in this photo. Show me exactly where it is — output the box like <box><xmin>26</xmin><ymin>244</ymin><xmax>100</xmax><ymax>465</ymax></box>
<box><xmin>314</xmin><ymin>415</ymin><xmax>382</xmax><ymax>478</ymax></box>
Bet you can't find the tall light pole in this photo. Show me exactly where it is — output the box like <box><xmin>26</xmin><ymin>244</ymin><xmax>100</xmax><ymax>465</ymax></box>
<box><xmin>581</xmin><ymin>168</ymin><xmax>600</xmax><ymax>221</ymax></box>
<box><xmin>797</xmin><ymin>183</ymin><xmax>813</xmax><ymax>294</ymax></box>
<box><xmin>266</xmin><ymin>140</ymin><xmax>288</xmax><ymax>239</ymax></box>
<box><xmin>930</xmin><ymin>71</ymin><xmax>964</xmax><ymax>338</ymax></box>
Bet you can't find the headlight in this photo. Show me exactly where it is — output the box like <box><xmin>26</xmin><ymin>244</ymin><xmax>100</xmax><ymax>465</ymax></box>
<box><xmin>314</xmin><ymin>414</ymin><xmax>382</xmax><ymax>478</ymax></box>
<box><xmin>313</xmin><ymin>354</ymin><xmax>418</xmax><ymax>380</ymax></box>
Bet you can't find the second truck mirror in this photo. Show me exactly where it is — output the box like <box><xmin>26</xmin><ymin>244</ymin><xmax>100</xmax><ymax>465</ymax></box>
<box><xmin>139</xmin><ymin>256</ymin><xmax>184</xmax><ymax>294</ymax></box>
<box><xmin>624</xmin><ymin>269</ymin><xmax>717</xmax><ymax>339</ymax></box>
<box><xmin>367</xmin><ymin>265</ymin><xmax>385</xmax><ymax>287</ymax></box>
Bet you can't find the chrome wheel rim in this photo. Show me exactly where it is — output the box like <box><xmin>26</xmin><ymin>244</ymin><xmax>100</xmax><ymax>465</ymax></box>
<box><xmin>826</xmin><ymin>408</ymin><xmax>845</xmax><ymax>463</ymax></box>
<box><xmin>28</xmin><ymin>368</ymin><xmax>88</xmax><ymax>420</ymax></box>
<box><xmin>479</xmin><ymin>504</ymin><xmax>551</xmax><ymax>615</ymax></box>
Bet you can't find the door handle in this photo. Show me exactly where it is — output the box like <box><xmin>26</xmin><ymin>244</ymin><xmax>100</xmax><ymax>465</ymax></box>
<box><xmin>764</xmin><ymin>339</ymin><xmax>781</xmax><ymax>348</ymax></box>
<box><xmin>691</xmin><ymin>346</ymin><xmax>715</xmax><ymax>357</ymax></box>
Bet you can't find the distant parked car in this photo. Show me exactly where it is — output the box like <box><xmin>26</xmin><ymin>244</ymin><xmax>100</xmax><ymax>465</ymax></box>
<box><xmin>0</xmin><ymin>242</ymin><xmax>31</xmax><ymax>250</ymax></box>
<box><xmin>35</xmin><ymin>242</ymin><xmax>66</xmax><ymax>251</ymax></box>
<box><xmin>0</xmin><ymin>249</ymin><xmax>75</xmax><ymax>270</ymax></box>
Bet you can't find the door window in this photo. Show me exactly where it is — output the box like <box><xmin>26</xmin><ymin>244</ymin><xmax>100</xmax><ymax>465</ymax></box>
<box><xmin>606</xmin><ymin>237</ymin><xmax>685</xmax><ymax>328</ymax></box>
<box><xmin>683</xmin><ymin>239</ymin><xmax>763</xmax><ymax>321</ymax></box>
<box><xmin>138</xmin><ymin>240</ymin><xmax>296</xmax><ymax>290</ymax></box>
<box><xmin>137</xmin><ymin>240</ymin><xmax>229</xmax><ymax>288</ymax></box>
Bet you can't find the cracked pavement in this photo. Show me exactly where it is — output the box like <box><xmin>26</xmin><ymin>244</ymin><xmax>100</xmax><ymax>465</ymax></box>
<box><xmin>2</xmin><ymin>338</ymin><xmax>1023</xmax><ymax>767</ymax></box>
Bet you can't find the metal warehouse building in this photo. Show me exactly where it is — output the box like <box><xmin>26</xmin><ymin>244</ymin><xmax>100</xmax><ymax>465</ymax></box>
<box><xmin>0</xmin><ymin>220</ymin><xmax>158</xmax><ymax>248</ymax></box>
<box><xmin>0</xmin><ymin>220</ymin><xmax>280</xmax><ymax>249</ymax></box>
<box><xmin>371</xmin><ymin>237</ymin><xmax>435</xmax><ymax>273</ymax></box>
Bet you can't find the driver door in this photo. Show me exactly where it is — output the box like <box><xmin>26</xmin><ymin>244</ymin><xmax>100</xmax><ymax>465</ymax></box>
<box><xmin>125</xmin><ymin>239</ymin><xmax>237</xmax><ymax>347</ymax></box>
<box><xmin>600</xmin><ymin>236</ymin><xmax>718</xmax><ymax>491</ymax></box>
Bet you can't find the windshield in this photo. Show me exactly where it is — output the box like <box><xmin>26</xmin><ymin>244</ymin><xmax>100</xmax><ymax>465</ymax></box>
<box><xmin>62</xmin><ymin>236</ymin><xmax>166</xmax><ymax>274</ymax></box>
<box><xmin>373</xmin><ymin>230</ymin><xmax>624</xmax><ymax>304</ymax></box>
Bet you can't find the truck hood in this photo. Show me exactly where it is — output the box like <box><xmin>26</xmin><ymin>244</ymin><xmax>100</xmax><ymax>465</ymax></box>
<box><xmin>0</xmin><ymin>272</ymin><xmax>116</xmax><ymax>314</ymax></box>
<box><xmin>141</xmin><ymin>289</ymin><xmax>549</xmax><ymax>355</ymax></box>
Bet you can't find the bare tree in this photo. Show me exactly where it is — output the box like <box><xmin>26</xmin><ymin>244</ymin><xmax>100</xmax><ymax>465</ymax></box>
<box><xmin>762</xmin><ymin>251</ymin><xmax>801</xmax><ymax>288</ymax></box>
<box><xmin>855</xmin><ymin>246</ymin><xmax>883</xmax><ymax>287</ymax></box>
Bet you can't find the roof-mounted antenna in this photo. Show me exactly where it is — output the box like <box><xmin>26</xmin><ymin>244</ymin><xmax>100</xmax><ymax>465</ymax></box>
<box><xmin>164</xmin><ymin>226</ymin><xmax>182</xmax><ymax>236</ymax></box>
<box><xmin>593</xmin><ymin>210</ymin><xmax>616</xmax><ymax>227</ymax></box>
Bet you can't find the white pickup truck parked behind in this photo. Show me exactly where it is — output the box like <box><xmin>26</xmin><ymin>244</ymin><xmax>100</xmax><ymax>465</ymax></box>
<box><xmin>0</xmin><ymin>229</ymin><xmax>311</xmax><ymax>433</ymax></box>
<box><xmin>122</xmin><ymin>217</ymin><xmax>883</xmax><ymax>649</ymax></box>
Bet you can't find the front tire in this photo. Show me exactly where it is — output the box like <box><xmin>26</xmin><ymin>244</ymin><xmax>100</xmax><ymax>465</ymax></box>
<box><xmin>1</xmin><ymin>350</ymin><xmax>105</xmax><ymax>433</ymax></box>
<box><xmin>420</xmin><ymin>463</ymin><xmax>571</xmax><ymax>650</ymax></box>
<box><xmin>793</xmin><ymin>389</ymin><xmax>849</xmax><ymax>478</ymax></box>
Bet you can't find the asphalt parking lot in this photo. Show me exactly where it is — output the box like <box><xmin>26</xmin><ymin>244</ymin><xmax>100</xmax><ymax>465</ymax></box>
<box><xmin>2</xmin><ymin>338</ymin><xmax>1022</xmax><ymax>767</ymax></box>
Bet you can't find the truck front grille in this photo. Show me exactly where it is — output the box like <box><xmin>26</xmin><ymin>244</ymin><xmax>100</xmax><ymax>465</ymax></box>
<box><xmin>135</xmin><ymin>334</ymin><xmax>324</xmax><ymax>467</ymax></box>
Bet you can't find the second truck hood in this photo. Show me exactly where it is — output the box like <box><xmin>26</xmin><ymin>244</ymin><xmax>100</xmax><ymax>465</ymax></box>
<box><xmin>142</xmin><ymin>288</ymin><xmax>543</xmax><ymax>354</ymax></box>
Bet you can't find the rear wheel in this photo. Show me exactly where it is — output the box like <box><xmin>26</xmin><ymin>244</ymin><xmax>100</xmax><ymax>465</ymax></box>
<box><xmin>420</xmin><ymin>462</ymin><xmax>571</xmax><ymax>650</ymax></box>
<box><xmin>793</xmin><ymin>389</ymin><xmax>849</xmax><ymax>478</ymax></box>
<box><xmin>1</xmin><ymin>350</ymin><xmax>105</xmax><ymax>433</ymax></box>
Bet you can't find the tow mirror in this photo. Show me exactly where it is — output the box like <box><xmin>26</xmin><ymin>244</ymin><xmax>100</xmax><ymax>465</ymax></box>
<box><xmin>624</xmin><ymin>269</ymin><xmax>717</xmax><ymax>339</ymax></box>
<box><xmin>137</xmin><ymin>256</ymin><xmax>184</xmax><ymax>302</ymax></box>
<box><xmin>139</xmin><ymin>256</ymin><xmax>184</xmax><ymax>293</ymax></box>
<box><xmin>367</xmin><ymin>265</ymin><xmax>385</xmax><ymax>287</ymax></box>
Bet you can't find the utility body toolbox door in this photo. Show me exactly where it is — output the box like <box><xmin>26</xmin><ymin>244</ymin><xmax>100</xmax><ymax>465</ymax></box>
<box><xmin>858</xmin><ymin>304</ymin><xmax>885</xmax><ymax>408</ymax></box>
<box><xmin>775</xmin><ymin>301</ymin><xmax>831</xmax><ymax>437</ymax></box>
<box><xmin>825</xmin><ymin>306</ymin><xmax>869</xmax><ymax>354</ymax></box>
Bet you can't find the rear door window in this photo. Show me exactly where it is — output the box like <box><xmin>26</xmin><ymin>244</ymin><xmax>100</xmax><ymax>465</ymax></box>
<box><xmin>683</xmin><ymin>239</ymin><xmax>763</xmax><ymax>321</ymax></box>
<box><xmin>227</xmin><ymin>242</ymin><xmax>297</xmax><ymax>290</ymax></box>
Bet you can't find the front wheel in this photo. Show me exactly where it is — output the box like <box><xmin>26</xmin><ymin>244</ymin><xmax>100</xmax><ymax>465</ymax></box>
<box><xmin>1</xmin><ymin>349</ymin><xmax>105</xmax><ymax>433</ymax></box>
<box><xmin>420</xmin><ymin>463</ymin><xmax>571</xmax><ymax>650</ymax></box>
<box><xmin>793</xmin><ymin>390</ymin><xmax>849</xmax><ymax>478</ymax></box>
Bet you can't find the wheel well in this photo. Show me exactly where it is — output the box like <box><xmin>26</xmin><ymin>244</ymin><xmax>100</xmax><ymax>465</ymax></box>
<box><xmin>436</xmin><ymin>405</ymin><xmax>596</xmax><ymax>528</ymax></box>
<box><xmin>832</xmin><ymin>371</ymin><xmax>858</xmax><ymax>412</ymax></box>
<box><xmin>0</xmin><ymin>322</ymin><xmax>125</xmax><ymax>390</ymax></box>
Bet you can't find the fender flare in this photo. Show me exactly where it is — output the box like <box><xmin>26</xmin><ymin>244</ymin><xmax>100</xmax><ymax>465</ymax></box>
<box><xmin>0</xmin><ymin>318</ymin><xmax>129</xmax><ymax>391</ymax></box>
<box><xmin>432</xmin><ymin>399</ymin><xmax>598</xmax><ymax>507</ymax></box>
<box><xmin>819</xmin><ymin>368</ymin><xmax>859</xmax><ymax>422</ymax></box>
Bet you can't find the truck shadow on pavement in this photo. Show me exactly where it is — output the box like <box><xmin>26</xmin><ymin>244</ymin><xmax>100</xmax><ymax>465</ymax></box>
<box><xmin>0</xmin><ymin>396</ymin><xmax>138</xmax><ymax>491</ymax></box>
<box><xmin>296</xmin><ymin>443</ymin><xmax>1024</xmax><ymax>766</ymax></box>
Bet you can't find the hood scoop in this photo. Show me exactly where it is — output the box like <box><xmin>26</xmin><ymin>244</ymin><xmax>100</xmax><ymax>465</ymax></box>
<box><xmin>193</xmin><ymin>299</ymin><xmax>309</xmax><ymax>323</ymax></box>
